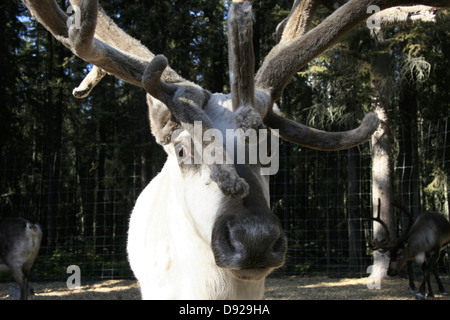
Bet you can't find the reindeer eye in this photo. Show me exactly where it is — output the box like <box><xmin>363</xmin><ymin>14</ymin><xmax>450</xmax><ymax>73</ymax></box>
<box><xmin>177</xmin><ymin>145</ymin><xmax>185</xmax><ymax>158</ymax></box>
<box><xmin>175</xmin><ymin>143</ymin><xmax>191</xmax><ymax>163</ymax></box>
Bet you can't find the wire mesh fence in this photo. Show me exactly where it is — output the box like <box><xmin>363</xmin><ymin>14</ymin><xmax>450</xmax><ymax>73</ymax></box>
<box><xmin>0</xmin><ymin>117</ymin><xmax>449</xmax><ymax>284</ymax></box>
<box><xmin>271</xmin><ymin>143</ymin><xmax>372</xmax><ymax>277</ymax></box>
<box><xmin>0</xmin><ymin>154</ymin><xmax>141</xmax><ymax>281</ymax></box>
<box><xmin>271</xmin><ymin>116</ymin><xmax>450</xmax><ymax>278</ymax></box>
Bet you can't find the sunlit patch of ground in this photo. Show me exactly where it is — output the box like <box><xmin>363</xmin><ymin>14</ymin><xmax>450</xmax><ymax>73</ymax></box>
<box><xmin>265</xmin><ymin>276</ymin><xmax>450</xmax><ymax>300</ymax></box>
<box><xmin>0</xmin><ymin>279</ymin><xmax>141</xmax><ymax>300</ymax></box>
<box><xmin>1</xmin><ymin>276</ymin><xmax>449</xmax><ymax>300</ymax></box>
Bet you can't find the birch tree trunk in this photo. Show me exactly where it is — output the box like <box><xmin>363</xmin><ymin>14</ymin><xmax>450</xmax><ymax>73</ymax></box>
<box><xmin>370</xmin><ymin>104</ymin><xmax>395</xmax><ymax>280</ymax></box>
<box><xmin>369</xmin><ymin>27</ymin><xmax>395</xmax><ymax>280</ymax></box>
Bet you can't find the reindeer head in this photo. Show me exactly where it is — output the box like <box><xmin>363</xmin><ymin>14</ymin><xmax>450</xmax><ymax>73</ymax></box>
<box><xmin>386</xmin><ymin>244</ymin><xmax>409</xmax><ymax>276</ymax></box>
<box><xmin>362</xmin><ymin>200</ymin><xmax>414</xmax><ymax>277</ymax></box>
<box><xmin>22</xmin><ymin>0</ymin><xmax>384</xmax><ymax>283</ymax></box>
<box><xmin>385</xmin><ymin>205</ymin><xmax>414</xmax><ymax>276</ymax></box>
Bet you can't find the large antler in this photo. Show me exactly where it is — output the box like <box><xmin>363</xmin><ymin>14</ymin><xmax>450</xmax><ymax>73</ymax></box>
<box><xmin>23</xmin><ymin>0</ymin><xmax>251</xmax><ymax>198</ymax></box>
<box><xmin>254</xmin><ymin>0</ymin><xmax>450</xmax><ymax>150</ymax></box>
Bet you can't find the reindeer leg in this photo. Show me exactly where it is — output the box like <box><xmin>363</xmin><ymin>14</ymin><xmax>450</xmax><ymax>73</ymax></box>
<box><xmin>431</xmin><ymin>252</ymin><xmax>448</xmax><ymax>296</ymax></box>
<box><xmin>425</xmin><ymin>271</ymin><xmax>434</xmax><ymax>300</ymax></box>
<box><xmin>407</xmin><ymin>261</ymin><xmax>416</xmax><ymax>293</ymax></box>
<box><xmin>8</xmin><ymin>266</ymin><xmax>26</xmax><ymax>300</ymax></box>
<box><xmin>416</xmin><ymin>261</ymin><xmax>428</xmax><ymax>300</ymax></box>
<box><xmin>435</xmin><ymin>267</ymin><xmax>447</xmax><ymax>296</ymax></box>
<box><xmin>21</xmin><ymin>264</ymin><xmax>34</xmax><ymax>300</ymax></box>
<box><xmin>21</xmin><ymin>276</ymin><xmax>29</xmax><ymax>300</ymax></box>
<box><xmin>425</xmin><ymin>254</ymin><xmax>439</xmax><ymax>300</ymax></box>
<box><xmin>433</xmin><ymin>268</ymin><xmax>448</xmax><ymax>296</ymax></box>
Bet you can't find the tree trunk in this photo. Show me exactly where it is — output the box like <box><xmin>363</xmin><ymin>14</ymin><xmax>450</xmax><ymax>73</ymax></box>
<box><xmin>370</xmin><ymin>104</ymin><xmax>395</xmax><ymax>280</ymax></box>
<box><xmin>368</xmin><ymin>28</ymin><xmax>396</xmax><ymax>280</ymax></box>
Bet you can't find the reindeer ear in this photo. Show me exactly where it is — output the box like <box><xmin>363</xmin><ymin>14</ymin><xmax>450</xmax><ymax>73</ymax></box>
<box><xmin>146</xmin><ymin>94</ymin><xmax>181</xmax><ymax>145</ymax></box>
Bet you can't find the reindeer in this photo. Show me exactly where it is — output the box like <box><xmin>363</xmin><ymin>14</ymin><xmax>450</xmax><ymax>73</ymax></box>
<box><xmin>365</xmin><ymin>201</ymin><xmax>450</xmax><ymax>300</ymax></box>
<box><xmin>21</xmin><ymin>0</ymin><xmax>449</xmax><ymax>299</ymax></box>
<box><xmin>0</xmin><ymin>218</ymin><xmax>42</xmax><ymax>300</ymax></box>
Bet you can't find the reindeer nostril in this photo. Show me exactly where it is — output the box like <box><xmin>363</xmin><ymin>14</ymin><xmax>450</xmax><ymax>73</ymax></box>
<box><xmin>229</xmin><ymin>234</ymin><xmax>245</xmax><ymax>252</ymax></box>
<box><xmin>225</xmin><ymin>220</ymin><xmax>245</xmax><ymax>253</ymax></box>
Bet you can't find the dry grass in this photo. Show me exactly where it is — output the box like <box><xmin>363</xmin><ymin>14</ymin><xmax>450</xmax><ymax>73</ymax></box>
<box><xmin>1</xmin><ymin>276</ymin><xmax>449</xmax><ymax>300</ymax></box>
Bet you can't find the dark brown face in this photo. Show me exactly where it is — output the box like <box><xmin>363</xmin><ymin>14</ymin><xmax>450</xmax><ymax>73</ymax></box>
<box><xmin>387</xmin><ymin>245</ymin><xmax>407</xmax><ymax>276</ymax></box>
<box><xmin>387</xmin><ymin>250</ymin><xmax>400</xmax><ymax>276</ymax></box>
<box><xmin>211</xmin><ymin>164</ymin><xmax>287</xmax><ymax>281</ymax></box>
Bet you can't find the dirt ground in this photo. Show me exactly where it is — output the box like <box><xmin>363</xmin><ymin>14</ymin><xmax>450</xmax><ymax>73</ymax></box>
<box><xmin>1</xmin><ymin>276</ymin><xmax>450</xmax><ymax>300</ymax></box>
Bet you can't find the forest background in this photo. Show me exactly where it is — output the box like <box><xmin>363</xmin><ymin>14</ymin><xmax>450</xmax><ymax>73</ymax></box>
<box><xmin>0</xmin><ymin>0</ymin><xmax>449</xmax><ymax>281</ymax></box>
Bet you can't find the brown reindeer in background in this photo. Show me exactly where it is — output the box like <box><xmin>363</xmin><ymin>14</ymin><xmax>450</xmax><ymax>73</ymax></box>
<box><xmin>365</xmin><ymin>201</ymin><xmax>450</xmax><ymax>300</ymax></box>
<box><xmin>0</xmin><ymin>218</ymin><xmax>42</xmax><ymax>300</ymax></box>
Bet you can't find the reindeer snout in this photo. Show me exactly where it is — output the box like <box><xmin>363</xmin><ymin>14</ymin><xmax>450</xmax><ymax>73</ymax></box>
<box><xmin>211</xmin><ymin>212</ymin><xmax>287</xmax><ymax>280</ymax></box>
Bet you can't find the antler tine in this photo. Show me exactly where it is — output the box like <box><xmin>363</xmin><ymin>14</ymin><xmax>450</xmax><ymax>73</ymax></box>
<box><xmin>359</xmin><ymin>198</ymin><xmax>392</xmax><ymax>251</ymax></box>
<box><xmin>228</xmin><ymin>0</ymin><xmax>265</xmax><ymax>133</ymax></box>
<box><xmin>264</xmin><ymin>111</ymin><xmax>379</xmax><ymax>151</ymax></box>
<box><xmin>228</xmin><ymin>0</ymin><xmax>255</xmax><ymax>112</ymax></box>
<box><xmin>72</xmin><ymin>65</ymin><xmax>107</xmax><ymax>98</ymax></box>
<box><xmin>370</xmin><ymin>198</ymin><xmax>392</xmax><ymax>250</ymax></box>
